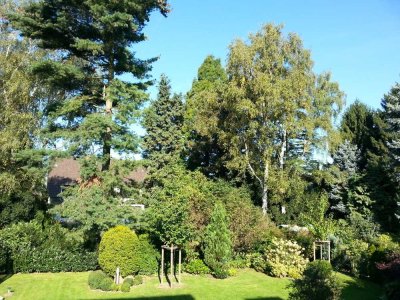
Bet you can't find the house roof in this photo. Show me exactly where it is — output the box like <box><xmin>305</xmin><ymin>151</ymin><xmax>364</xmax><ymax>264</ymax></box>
<box><xmin>47</xmin><ymin>158</ymin><xmax>147</xmax><ymax>199</ymax></box>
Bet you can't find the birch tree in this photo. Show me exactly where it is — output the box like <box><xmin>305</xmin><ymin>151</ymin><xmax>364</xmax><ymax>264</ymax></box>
<box><xmin>220</xmin><ymin>24</ymin><xmax>344</xmax><ymax>214</ymax></box>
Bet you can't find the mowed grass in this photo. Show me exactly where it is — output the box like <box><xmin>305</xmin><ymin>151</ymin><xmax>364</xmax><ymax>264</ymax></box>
<box><xmin>0</xmin><ymin>269</ymin><xmax>383</xmax><ymax>300</ymax></box>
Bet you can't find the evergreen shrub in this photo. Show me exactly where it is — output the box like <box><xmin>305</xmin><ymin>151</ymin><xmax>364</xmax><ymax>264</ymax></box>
<box><xmin>135</xmin><ymin>234</ymin><xmax>160</xmax><ymax>275</ymax></box>
<box><xmin>13</xmin><ymin>247</ymin><xmax>97</xmax><ymax>273</ymax></box>
<box><xmin>288</xmin><ymin>260</ymin><xmax>341</xmax><ymax>300</ymax></box>
<box><xmin>98</xmin><ymin>276</ymin><xmax>114</xmax><ymax>291</ymax></box>
<box><xmin>88</xmin><ymin>270</ymin><xmax>109</xmax><ymax>290</ymax></box>
<box><xmin>98</xmin><ymin>225</ymin><xmax>139</xmax><ymax>276</ymax></box>
<box><xmin>203</xmin><ymin>202</ymin><xmax>232</xmax><ymax>279</ymax></box>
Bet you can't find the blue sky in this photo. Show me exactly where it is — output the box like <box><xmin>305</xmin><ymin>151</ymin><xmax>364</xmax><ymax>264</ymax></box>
<box><xmin>135</xmin><ymin>0</ymin><xmax>400</xmax><ymax>110</ymax></box>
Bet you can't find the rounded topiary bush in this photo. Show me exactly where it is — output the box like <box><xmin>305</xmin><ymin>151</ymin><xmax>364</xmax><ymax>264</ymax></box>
<box><xmin>98</xmin><ymin>225</ymin><xmax>139</xmax><ymax>277</ymax></box>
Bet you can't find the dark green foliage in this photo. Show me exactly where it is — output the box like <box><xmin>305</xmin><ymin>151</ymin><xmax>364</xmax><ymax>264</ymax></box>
<box><xmin>98</xmin><ymin>225</ymin><xmax>139</xmax><ymax>277</ymax></box>
<box><xmin>203</xmin><ymin>202</ymin><xmax>232</xmax><ymax>279</ymax></box>
<box><xmin>184</xmin><ymin>259</ymin><xmax>210</xmax><ymax>275</ymax></box>
<box><xmin>50</xmin><ymin>184</ymin><xmax>143</xmax><ymax>237</ymax></box>
<box><xmin>185</xmin><ymin>55</ymin><xmax>228</xmax><ymax>178</ymax></box>
<box><xmin>385</xmin><ymin>279</ymin><xmax>400</xmax><ymax>300</ymax></box>
<box><xmin>144</xmin><ymin>164</ymin><xmax>196</xmax><ymax>246</ymax></box>
<box><xmin>0</xmin><ymin>242</ymin><xmax>11</xmax><ymax>273</ymax></box>
<box><xmin>0</xmin><ymin>217</ymin><xmax>97</xmax><ymax>273</ymax></box>
<box><xmin>135</xmin><ymin>234</ymin><xmax>160</xmax><ymax>275</ymax></box>
<box><xmin>133</xmin><ymin>275</ymin><xmax>143</xmax><ymax>285</ymax></box>
<box><xmin>382</xmin><ymin>82</ymin><xmax>400</xmax><ymax>182</ymax></box>
<box><xmin>341</xmin><ymin>100</ymin><xmax>372</xmax><ymax>169</ymax></box>
<box><xmin>12</xmin><ymin>247</ymin><xmax>97</xmax><ymax>273</ymax></box>
<box><xmin>88</xmin><ymin>270</ymin><xmax>109</xmax><ymax>290</ymax></box>
<box><xmin>288</xmin><ymin>261</ymin><xmax>341</xmax><ymax>300</ymax></box>
<box><xmin>9</xmin><ymin>0</ymin><xmax>169</xmax><ymax>170</ymax></box>
<box><xmin>121</xmin><ymin>281</ymin><xmax>131</xmax><ymax>292</ymax></box>
<box><xmin>248</xmin><ymin>253</ymin><xmax>267</xmax><ymax>273</ymax></box>
<box><xmin>142</xmin><ymin>74</ymin><xmax>184</xmax><ymax>172</ymax></box>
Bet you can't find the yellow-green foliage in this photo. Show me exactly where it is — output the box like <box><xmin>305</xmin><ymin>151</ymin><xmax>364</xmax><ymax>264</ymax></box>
<box><xmin>98</xmin><ymin>225</ymin><xmax>139</xmax><ymax>277</ymax></box>
<box><xmin>264</xmin><ymin>238</ymin><xmax>308</xmax><ymax>279</ymax></box>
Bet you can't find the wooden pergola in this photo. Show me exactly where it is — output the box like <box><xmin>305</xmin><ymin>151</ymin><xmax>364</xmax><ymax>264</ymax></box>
<box><xmin>313</xmin><ymin>240</ymin><xmax>331</xmax><ymax>262</ymax></box>
<box><xmin>160</xmin><ymin>244</ymin><xmax>182</xmax><ymax>287</ymax></box>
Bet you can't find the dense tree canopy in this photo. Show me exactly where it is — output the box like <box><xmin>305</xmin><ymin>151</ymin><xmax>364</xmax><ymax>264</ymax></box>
<box><xmin>10</xmin><ymin>0</ymin><xmax>169</xmax><ymax>170</ymax></box>
<box><xmin>1</xmin><ymin>5</ymin><xmax>400</xmax><ymax>293</ymax></box>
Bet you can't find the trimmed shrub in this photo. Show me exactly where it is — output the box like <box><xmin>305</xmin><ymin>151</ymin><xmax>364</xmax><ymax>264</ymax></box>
<box><xmin>184</xmin><ymin>259</ymin><xmax>210</xmax><ymax>275</ymax></box>
<box><xmin>98</xmin><ymin>276</ymin><xmax>114</xmax><ymax>291</ymax></box>
<box><xmin>133</xmin><ymin>275</ymin><xmax>143</xmax><ymax>286</ymax></box>
<box><xmin>0</xmin><ymin>219</ymin><xmax>98</xmax><ymax>273</ymax></box>
<box><xmin>135</xmin><ymin>234</ymin><xmax>160</xmax><ymax>275</ymax></box>
<box><xmin>264</xmin><ymin>238</ymin><xmax>308</xmax><ymax>279</ymax></box>
<box><xmin>13</xmin><ymin>247</ymin><xmax>97</xmax><ymax>273</ymax></box>
<box><xmin>98</xmin><ymin>225</ymin><xmax>139</xmax><ymax>277</ymax></box>
<box><xmin>288</xmin><ymin>260</ymin><xmax>341</xmax><ymax>300</ymax></box>
<box><xmin>88</xmin><ymin>270</ymin><xmax>109</xmax><ymax>290</ymax></box>
<box><xmin>121</xmin><ymin>281</ymin><xmax>131</xmax><ymax>292</ymax></box>
<box><xmin>124</xmin><ymin>277</ymin><xmax>134</xmax><ymax>286</ymax></box>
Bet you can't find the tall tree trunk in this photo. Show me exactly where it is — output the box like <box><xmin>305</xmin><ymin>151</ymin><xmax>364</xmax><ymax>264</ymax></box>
<box><xmin>102</xmin><ymin>84</ymin><xmax>112</xmax><ymax>171</ymax></box>
<box><xmin>262</xmin><ymin>161</ymin><xmax>269</xmax><ymax>215</ymax></box>
<box><xmin>279</xmin><ymin>129</ymin><xmax>287</xmax><ymax>170</ymax></box>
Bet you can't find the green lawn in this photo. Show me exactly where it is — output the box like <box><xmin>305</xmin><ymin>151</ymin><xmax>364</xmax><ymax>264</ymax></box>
<box><xmin>0</xmin><ymin>269</ymin><xmax>383</xmax><ymax>300</ymax></box>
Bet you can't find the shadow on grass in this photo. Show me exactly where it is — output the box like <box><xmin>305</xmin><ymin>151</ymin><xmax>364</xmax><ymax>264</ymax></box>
<box><xmin>340</xmin><ymin>276</ymin><xmax>383</xmax><ymax>300</ymax></box>
<box><xmin>245</xmin><ymin>298</ymin><xmax>284</xmax><ymax>300</ymax></box>
<box><xmin>0</xmin><ymin>274</ymin><xmax>12</xmax><ymax>284</ymax></box>
<box><xmin>81</xmin><ymin>296</ymin><xmax>195</xmax><ymax>300</ymax></box>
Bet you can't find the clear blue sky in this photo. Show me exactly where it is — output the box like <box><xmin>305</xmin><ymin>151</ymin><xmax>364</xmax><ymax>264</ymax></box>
<box><xmin>135</xmin><ymin>0</ymin><xmax>400</xmax><ymax>111</ymax></box>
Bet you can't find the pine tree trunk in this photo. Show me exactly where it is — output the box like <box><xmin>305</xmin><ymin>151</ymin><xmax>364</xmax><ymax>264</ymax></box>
<box><xmin>102</xmin><ymin>83</ymin><xmax>112</xmax><ymax>171</ymax></box>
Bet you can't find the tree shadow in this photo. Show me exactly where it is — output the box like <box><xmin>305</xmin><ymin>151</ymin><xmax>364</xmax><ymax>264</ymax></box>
<box><xmin>0</xmin><ymin>274</ymin><xmax>12</xmax><ymax>284</ymax></box>
<box><xmin>245</xmin><ymin>298</ymin><xmax>284</xmax><ymax>300</ymax></box>
<box><xmin>340</xmin><ymin>276</ymin><xmax>383</xmax><ymax>300</ymax></box>
<box><xmin>81</xmin><ymin>296</ymin><xmax>194</xmax><ymax>300</ymax></box>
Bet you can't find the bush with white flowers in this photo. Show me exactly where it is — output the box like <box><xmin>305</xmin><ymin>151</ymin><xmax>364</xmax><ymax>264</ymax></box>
<box><xmin>264</xmin><ymin>238</ymin><xmax>308</xmax><ymax>279</ymax></box>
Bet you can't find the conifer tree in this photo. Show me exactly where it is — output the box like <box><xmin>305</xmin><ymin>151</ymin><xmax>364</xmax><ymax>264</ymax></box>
<box><xmin>185</xmin><ymin>55</ymin><xmax>228</xmax><ymax>178</ymax></box>
<box><xmin>142</xmin><ymin>74</ymin><xmax>184</xmax><ymax>171</ymax></box>
<box><xmin>382</xmin><ymin>82</ymin><xmax>400</xmax><ymax>182</ymax></box>
<box><xmin>203</xmin><ymin>202</ymin><xmax>232</xmax><ymax>278</ymax></box>
<box><xmin>10</xmin><ymin>0</ymin><xmax>169</xmax><ymax>171</ymax></box>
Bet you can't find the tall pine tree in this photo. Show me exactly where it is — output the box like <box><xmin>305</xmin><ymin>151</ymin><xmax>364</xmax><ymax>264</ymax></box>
<box><xmin>10</xmin><ymin>0</ymin><xmax>169</xmax><ymax>171</ymax></box>
<box><xmin>142</xmin><ymin>74</ymin><xmax>184</xmax><ymax>171</ymax></box>
<box><xmin>382</xmin><ymin>82</ymin><xmax>400</xmax><ymax>182</ymax></box>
